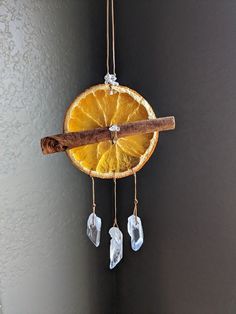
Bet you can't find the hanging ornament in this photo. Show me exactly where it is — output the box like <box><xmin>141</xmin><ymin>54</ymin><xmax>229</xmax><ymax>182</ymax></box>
<box><xmin>109</xmin><ymin>178</ymin><xmax>123</xmax><ymax>269</ymax></box>
<box><xmin>127</xmin><ymin>172</ymin><xmax>144</xmax><ymax>252</ymax></box>
<box><xmin>40</xmin><ymin>0</ymin><xmax>176</xmax><ymax>269</ymax></box>
<box><xmin>87</xmin><ymin>176</ymin><xmax>102</xmax><ymax>247</ymax></box>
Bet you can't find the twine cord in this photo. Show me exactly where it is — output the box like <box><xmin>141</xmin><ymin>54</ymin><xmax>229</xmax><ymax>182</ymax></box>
<box><xmin>106</xmin><ymin>0</ymin><xmax>110</xmax><ymax>74</ymax></box>
<box><xmin>133</xmin><ymin>171</ymin><xmax>138</xmax><ymax>224</ymax></box>
<box><xmin>113</xmin><ymin>177</ymin><xmax>118</xmax><ymax>227</ymax></box>
<box><xmin>91</xmin><ymin>176</ymin><xmax>96</xmax><ymax>213</ymax></box>
<box><xmin>91</xmin><ymin>176</ymin><xmax>96</xmax><ymax>225</ymax></box>
<box><xmin>105</xmin><ymin>0</ymin><xmax>119</xmax><ymax>86</ymax></box>
<box><xmin>111</xmin><ymin>0</ymin><xmax>116</xmax><ymax>75</ymax></box>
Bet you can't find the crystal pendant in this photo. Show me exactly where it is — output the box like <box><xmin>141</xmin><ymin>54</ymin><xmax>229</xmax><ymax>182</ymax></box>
<box><xmin>87</xmin><ymin>213</ymin><xmax>102</xmax><ymax>247</ymax></box>
<box><xmin>109</xmin><ymin>227</ymin><xmax>123</xmax><ymax>269</ymax></box>
<box><xmin>127</xmin><ymin>214</ymin><xmax>144</xmax><ymax>251</ymax></box>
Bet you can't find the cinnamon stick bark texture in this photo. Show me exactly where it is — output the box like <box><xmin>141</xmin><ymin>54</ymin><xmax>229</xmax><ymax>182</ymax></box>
<box><xmin>41</xmin><ymin>116</ymin><xmax>175</xmax><ymax>155</ymax></box>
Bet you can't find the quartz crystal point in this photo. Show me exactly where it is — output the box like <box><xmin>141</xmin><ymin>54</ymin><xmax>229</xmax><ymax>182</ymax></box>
<box><xmin>87</xmin><ymin>213</ymin><xmax>102</xmax><ymax>247</ymax></box>
<box><xmin>109</xmin><ymin>227</ymin><xmax>123</xmax><ymax>269</ymax></box>
<box><xmin>127</xmin><ymin>215</ymin><xmax>144</xmax><ymax>251</ymax></box>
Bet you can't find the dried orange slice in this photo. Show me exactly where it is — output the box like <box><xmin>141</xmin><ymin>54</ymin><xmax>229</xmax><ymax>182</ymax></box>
<box><xmin>64</xmin><ymin>84</ymin><xmax>158</xmax><ymax>179</ymax></box>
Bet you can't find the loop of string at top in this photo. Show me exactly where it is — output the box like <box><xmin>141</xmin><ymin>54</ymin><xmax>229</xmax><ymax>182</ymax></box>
<box><xmin>104</xmin><ymin>0</ymin><xmax>119</xmax><ymax>86</ymax></box>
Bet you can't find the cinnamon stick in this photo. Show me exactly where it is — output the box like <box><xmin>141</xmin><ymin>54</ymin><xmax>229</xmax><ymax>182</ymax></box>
<box><xmin>41</xmin><ymin>116</ymin><xmax>175</xmax><ymax>155</ymax></box>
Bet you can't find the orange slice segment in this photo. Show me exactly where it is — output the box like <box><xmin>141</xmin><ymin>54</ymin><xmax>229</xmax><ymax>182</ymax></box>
<box><xmin>64</xmin><ymin>84</ymin><xmax>158</xmax><ymax>179</ymax></box>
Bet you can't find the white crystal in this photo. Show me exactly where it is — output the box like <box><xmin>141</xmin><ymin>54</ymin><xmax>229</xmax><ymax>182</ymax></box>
<box><xmin>104</xmin><ymin>73</ymin><xmax>119</xmax><ymax>86</ymax></box>
<box><xmin>127</xmin><ymin>215</ymin><xmax>144</xmax><ymax>251</ymax></box>
<box><xmin>109</xmin><ymin>125</ymin><xmax>120</xmax><ymax>132</ymax></box>
<box><xmin>109</xmin><ymin>227</ymin><xmax>123</xmax><ymax>269</ymax></box>
<box><xmin>87</xmin><ymin>213</ymin><xmax>102</xmax><ymax>247</ymax></box>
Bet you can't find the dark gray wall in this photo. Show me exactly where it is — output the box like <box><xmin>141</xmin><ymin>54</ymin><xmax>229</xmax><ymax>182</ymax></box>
<box><xmin>116</xmin><ymin>1</ymin><xmax>236</xmax><ymax>314</ymax></box>
<box><xmin>1</xmin><ymin>1</ymin><xmax>236</xmax><ymax>314</ymax></box>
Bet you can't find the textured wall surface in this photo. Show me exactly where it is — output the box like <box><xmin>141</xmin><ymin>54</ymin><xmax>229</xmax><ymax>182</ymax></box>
<box><xmin>0</xmin><ymin>1</ymin><xmax>114</xmax><ymax>314</ymax></box>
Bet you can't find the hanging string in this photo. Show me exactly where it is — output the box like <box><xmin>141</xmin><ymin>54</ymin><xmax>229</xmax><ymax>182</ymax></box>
<box><xmin>106</xmin><ymin>0</ymin><xmax>110</xmax><ymax>75</ymax></box>
<box><xmin>133</xmin><ymin>171</ymin><xmax>138</xmax><ymax>223</ymax></box>
<box><xmin>111</xmin><ymin>0</ymin><xmax>116</xmax><ymax>75</ymax></box>
<box><xmin>105</xmin><ymin>0</ymin><xmax>119</xmax><ymax>86</ymax></box>
<box><xmin>91</xmin><ymin>176</ymin><xmax>96</xmax><ymax>214</ymax></box>
<box><xmin>113</xmin><ymin>177</ymin><xmax>118</xmax><ymax>227</ymax></box>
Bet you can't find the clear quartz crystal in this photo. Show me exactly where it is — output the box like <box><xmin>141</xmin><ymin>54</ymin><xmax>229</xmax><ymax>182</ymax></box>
<box><xmin>109</xmin><ymin>125</ymin><xmax>120</xmax><ymax>132</ymax></box>
<box><xmin>109</xmin><ymin>227</ymin><xmax>123</xmax><ymax>269</ymax></box>
<box><xmin>87</xmin><ymin>213</ymin><xmax>102</xmax><ymax>247</ymax></box>
<box><xmin>104</xmin><ymin>73</ymin><xmax>119</xmax><ymax>86</ymax></box>
<box><xmin>127</xmin><ymin>215</ymin><xmax>144</xmax><ymax>251</ymax></box>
